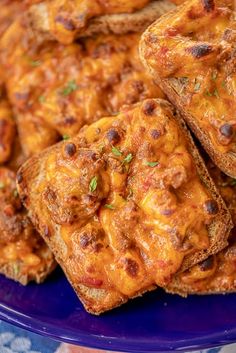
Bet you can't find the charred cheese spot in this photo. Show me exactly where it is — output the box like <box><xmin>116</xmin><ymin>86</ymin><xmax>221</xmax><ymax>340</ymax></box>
<box><xmin>55</xmin><ymin>15</ymin><xmax>76</xmax><ymax>31</ymax></box>
<box><xmin>219</xmin><ymin>124</ymin><xmax>234</xmax><ymax>138</ymax></box>
<box><xmin>64</xmin><ymin>143</ymin><xmax>77</xmax><ymax>157</ymax></box>
<box><xmin>199</xmin><ymin>255</ymin><xmax>214</xmax><ymax>271</ymax></box>
<box><xmin>202</xmin><ymin>0</ymin><xmax>215</xmax><ymax>12</ymax></box>
<box><xmin>187</xmin><ymin>44</ymin><xmax>213</xmax><ymax>58</ymax></box>
<box><xmin>204</xmin><ymin>199</ymin><xmax>218</xmax><ymax>215</ymax></box>
<box><xmin>142</xmin><ymin>100</ymin><xmax>156</xmax><ymax>115</ymax></box>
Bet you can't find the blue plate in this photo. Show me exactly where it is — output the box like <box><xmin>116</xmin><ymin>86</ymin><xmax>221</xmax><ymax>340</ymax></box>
<box><xmin>0</xmin><ymin>267</ymin><xmax>235</xmax><ymax>353</ymax></box>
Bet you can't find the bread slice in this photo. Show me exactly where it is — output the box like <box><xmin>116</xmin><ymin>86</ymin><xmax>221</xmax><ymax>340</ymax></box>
<box><xmin>17</xmin><ymin>98</ymin><xmax>232</xmax><ymax>314</ymax></box>
<box><xmin>29</xmin><ymin>0</ymin><xmax>175</xmax><ymax>44</ymax></box>
<box><xmin>167</xmin><ymin>161</ymin><xmax>236</xmax><ymax>295</ymax></box>
<box><xmin>140</xmin><ymin>0</ymin><xmax>236</xmax><ymax>178</ymax></box>
<box><xmin>0</xmin><ymin>167</ymin><xmax>56</xmax><ymax>285</ymax></box>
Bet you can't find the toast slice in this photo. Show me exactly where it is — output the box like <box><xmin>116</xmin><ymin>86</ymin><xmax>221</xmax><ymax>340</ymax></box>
<box><xmin>29</xmin><ymin>0</ymin><xmax>175</xmax><ymax>44</ymax></box>
<box><xmin>167</xmin><ymin>162</ymin><xmax>236</xmax><ymax>295</ymax></box>
<box><xmin>140</xmin><ymin>0</ymin><xmax>236</xmax><ymax>178</ymax></box>
<box><xmin>17</xmin><ymin>98</ymin><xmax>232</xmax><ymax>314</ymax></box>
<box><xmin>0</xmin><ymin>167</ymin><xmax>56</xmax><ymax>285</ymax></box>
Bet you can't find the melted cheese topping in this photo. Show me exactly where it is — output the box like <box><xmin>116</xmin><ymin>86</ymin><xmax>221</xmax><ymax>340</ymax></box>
<box><xmin>0</xmin><ymin>98</ymin><xmax>15</xmax><ymax>164</ymax></box>
<box><xmin>141</xmin><ymin>0</ymin><xmax>236</xmax><ymax>153</ymax></box>
<box><xmin>19</xmin><ymin>99</ymin><xmax>219</xmax><ymax>297</ymax></box>
<box><xmin>1</xmin><ymin>19</ymin><xmax>163</xmax><ymax>156</ymax></box>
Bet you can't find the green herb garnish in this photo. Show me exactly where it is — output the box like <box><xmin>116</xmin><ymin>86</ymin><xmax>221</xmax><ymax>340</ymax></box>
<box><xmin>122</xmin><ymin>153</ymin><xmax>133</xmax><ymax>165</ymax></box>
<box><xmin>61</xmin><ymin>80</ymin><xmax>78</xmax><ymax>96</ymax></box>
<box><xmin>89</xmin><ymin>176</ymin><xmax>98</xmax><ymax>193</ymax></box>
<box><xmin>30</xmin><ymin>60</ymin><xmax>41</xmax><ymax>67</ymax></box>
<box><xmin>13</xmin><ymin>263</ymin><xmax>20</xmax><ymax>276</ymax></box>
<box><xmin>213</xmin><ymin>89</ymin><xmax>219</xmax><ymax>98</ymax></box>
<box><xmin>211</xmin><ymin>71</ymin><xmax>218</xmax><ymax>81</ymax></box>
<box><xmin>222</xmin><ymin>81</ymin><xmax>227</xmax><ymax>89</ymax></box>
<box><xmin>62</xmin><ymin>134</ymin><xmax>70</xmax><ymax>140</ymax></box>
<box><xmin>146</xmin><ymin>161</ymin><xmax>159</xmax><ymax>167</ymax></box>
<box><xmin>104</xmin><ymin>204</ymin><xmax>115</xmax><ymax>210</ymax></box>
<box><xmin>205</xmin><ymin>89</ymin><xmax>212</xmax><ymax>97</ymax></box>
<box><xmin>194</xmin><ymin>82</ymin><xmax>201</xmax><ymax>92</ymax></box>
<box><xmin>13</xmin><ymin>189</ymin><xmax>18</xmax><ymax>198</ymax></box>
<box><xmin>112</xmin><ymin>146</ymin><xmax>122</xmax><ymax>157</ymax></box>
<box><xmin>38</xmin><ymin>95</ymin><xmax>46</xmax><ymax>103</ymax></box>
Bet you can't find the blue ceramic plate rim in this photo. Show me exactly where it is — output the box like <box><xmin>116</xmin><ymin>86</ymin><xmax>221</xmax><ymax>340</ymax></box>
<box><xmin>0</xmin><ymin>305</ymin><xmax>236</xmax><ymax>353</ymax></box>
<box><xmin>0</xmin><ymin>270</ymin><xmax>236</xmax><ymax>353</ymax></box>
<box><xmin>0</xmin><ymin>293</ymin><xmax>236</xmax><ymax>353</ymax></box>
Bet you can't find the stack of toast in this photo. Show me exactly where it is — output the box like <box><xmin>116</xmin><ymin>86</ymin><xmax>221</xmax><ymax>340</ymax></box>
<box><xmin>0</xmin><ymin>0</ymin><xmax>236</xmax><ymax>315</ymax></box>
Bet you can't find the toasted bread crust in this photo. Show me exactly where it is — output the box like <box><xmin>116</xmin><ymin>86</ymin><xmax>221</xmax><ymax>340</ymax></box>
<box><xmin>29</xmin><ymin>1</ymin><xmax>175</xmax><ymax>42</ymax></box>
<box><xmin>17</xmin><ymin>99</ymin><xmax>232</xmax><ymax>314</ymax></box>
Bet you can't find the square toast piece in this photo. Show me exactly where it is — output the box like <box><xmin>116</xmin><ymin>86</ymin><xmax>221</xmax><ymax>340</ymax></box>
<box><xmin>17</xmin><ymin>99</ymin><xmax>232</xmax><ymax>314</ymax></box>
<box><xmin>167</xmin><ymin>163</ymin><xmax>236</xmax><ymax>295</ymax></box>
<box><xmin>140</xmin><ymin>0</ymin><xmax>236</xmax><ymax>177</ymax></box>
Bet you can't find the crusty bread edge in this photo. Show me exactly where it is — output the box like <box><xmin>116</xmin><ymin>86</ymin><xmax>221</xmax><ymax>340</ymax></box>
<box><xmin>166</xmin><ymin>279</ymin><xmax>236</xmax><ymax>297</ymax></box>
<box><xmin>29</xmin><ymin>0</ymin><xmax>175</xmax><ymax>40</ymax></box>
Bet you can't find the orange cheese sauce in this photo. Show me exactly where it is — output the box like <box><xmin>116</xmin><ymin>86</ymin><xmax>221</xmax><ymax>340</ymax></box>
<box><xmin>0</xmin><ymin>97</ymin><xmax>15</xmax><ymax>165</ymax></box>
<box><xmin>141</xmin><ymin>0</ymin><xmax>236</xmax><ymax>153</ymax></box>
<box><xmin>42</xmin><ymin>0</ymin><xmax>150</xmax><ymax>44</ymax></box>
<box><xmin>19</xmin><ymin>99</ymin><xmax>219</xmax><ymax>297</ymax></box>
<box><xmin>1</xmin><ymin>18</ymin><xmax>163</xmax><ymax>157</ymax></box>
<box><xmin>177</xmin><ymin>162</ymin><xmax>236</xmax><ymax>292</ymax></box>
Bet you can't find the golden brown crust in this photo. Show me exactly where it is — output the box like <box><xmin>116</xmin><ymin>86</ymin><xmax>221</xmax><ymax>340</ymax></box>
<box><xmin>140</xmin><ymin>0</ymin><xmax>236</xmax><ymax>178</ymax></box>
<box><xmin>17</xmin><ymin>99</ymin><xmax>232</xmax><ymax>314</ymax></box>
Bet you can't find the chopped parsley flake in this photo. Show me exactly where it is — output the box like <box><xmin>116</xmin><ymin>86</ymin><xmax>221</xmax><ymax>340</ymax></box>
<box><xmin>104</xmin><ymin>204</ymin><xmax>115</xmax><ymax>210</ymax></box>
<box><xmin>122</xmin><ymin>153</ymin><xmax>133</xmax><ymax>165</ymax></box>
<box><xmin>222</xmin><ymin>81</ymin><xmax>227</xmax><ymax>89</ymax></box>
<box><xmin>194</xmin><ymin>82</ymin><xmax>201</xmax><ymax>92</ymax></box>
<box><xmin>112</xmin><ymin>146</ymin><xmax>122</xmax><ymax>157</ymax></box>
<box><xmin>211</xmin><ymin>71</ymin><xmax>218</xmax><ymax>81</ymax></box>
<box><xmin>205</xmin><ymin>89</ymin><xmax>212</xmax><ymax>97</ymax></box>
<box><xmin>89</xmin><ymin>176</ymin><xmax>98</xmax><ymax>193</ymax></box>
<box><xmin>213</xmin><ymin>89</ymin><xmax>219</xmax><ymax>98</ymax></box>
<box><xmin>62</xmin><ymin>134</ymin><xmax>70</xmax><ymax>140</ymax></box>
<box><xmin>146</xmin><ymin>161</ymin><xmax>159</xmax><ymax>167</ymax></box>
<box><xmin>13</xmin><ymin>263</ymin><xmax>20</xmax><ymax>276</ymax></box>
<box><xmin>13</xmin><ymin>189</ymin><xmax>18</xmax><ymax>198</ymax></box>
<box><xmin>38</xmin><ymin>95</ymin><xmax>46</xmax><ymax>103</ymax></box>
<box><xmin>30</xmin><ymin>60</ymin><xmax>41</xmax><ymax>67</ymax></box>
<box><xmin>61</xmin><ymin>80</ymin><xmax>78</xmax><ymax>96</ymax></box>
